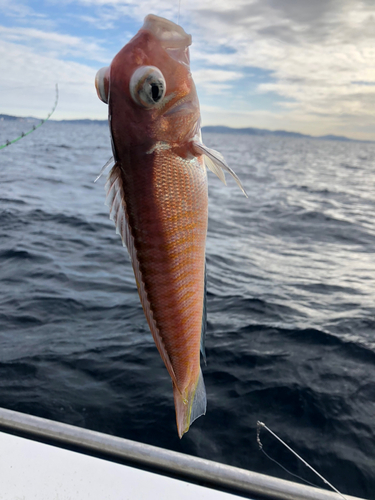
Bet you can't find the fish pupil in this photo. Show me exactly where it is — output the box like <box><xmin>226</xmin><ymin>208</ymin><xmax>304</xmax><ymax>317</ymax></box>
<box><xmin>151</xmin><ymin>83</ymin><xmax>162</xmax><ymax>102</ymax></box>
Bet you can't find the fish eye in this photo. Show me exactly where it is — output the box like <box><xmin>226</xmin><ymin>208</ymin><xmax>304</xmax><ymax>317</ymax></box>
<box><xmin>129</xmin><ymin>66</ymin><xmax>166</xmax><ymax>108</ymax></box>
<box><xmin>95</xmin><ymin>66</ymin><xmax>110</xmax><ymax>104</ymax></box>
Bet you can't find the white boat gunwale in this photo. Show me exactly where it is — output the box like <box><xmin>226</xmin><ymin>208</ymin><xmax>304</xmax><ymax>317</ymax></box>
<box><xmin>0</xmin><ymin>406</ymin><xmax>365</xmax><ymax>500</ymax></box>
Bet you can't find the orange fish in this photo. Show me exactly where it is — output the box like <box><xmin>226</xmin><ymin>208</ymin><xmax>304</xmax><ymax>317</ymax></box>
<box><xmin>95</xmin><ymin>14</ymin><xmax>247</xmax><ymax>437</ymax></box>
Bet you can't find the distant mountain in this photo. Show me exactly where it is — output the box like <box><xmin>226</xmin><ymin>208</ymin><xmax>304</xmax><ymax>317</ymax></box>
<box><xmin>0</xmin><ymin>115</ymin><xmax>107</xmax><ymax>125</ymax></box>
<box><xmin>57</xmin><ymin>119</ymin><xmax>108</xmax><ymax>125</ymax></box>
<box><xmin>317</xmin><ymin>134</ymin><xmax>353</xmax><ymax>142</ymax></box>
<box><xmin>0</xmin><ymin>114</ymin><xmax>39</xmax><ymax>122</ymax></box>
<box><xmin>0</xmin><ymin>115</ymin><xmax>370</xmax><ymax>143</ymax></box>
<box><xmin>0</xmin><ymin>114</ymin><xmax>18</xmax><ymax>121</ymax></box>
<box><xmin>201</xmin><ymin>125</ymin><xmax>368</xmax><ymax>143</ymax></box>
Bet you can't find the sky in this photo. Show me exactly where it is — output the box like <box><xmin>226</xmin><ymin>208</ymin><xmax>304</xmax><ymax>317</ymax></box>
<box><xmin>0</xmin><ymin>0</ymin><xmax>374</xmax><ymax>140</ymax></box>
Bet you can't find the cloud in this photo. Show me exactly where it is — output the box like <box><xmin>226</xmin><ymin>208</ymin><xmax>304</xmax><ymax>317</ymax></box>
<box><xmin>187</xmin><ymin>0</ymin><xmax>375</xmax><ymax>138</ymax></box>
<box><xmin>61</xmin><ymin>0</ymin><xmax>180</xmax><ymax>27</ymax></box>
<box><xmin>0</xmin><ymin>39</ymin><xmax>106</xmax><ymax>120</ymax></box>
<box><xmin>192</xmin><ymin>69</ymin><xmax>243</xmax><ymax>94</ymax></box>
<box><xmin>75</xmin><ymin>14</ymin><xmax>115</xmax><ymax>31</ymax></box>
<box><xmin>0</xmin><ymin>25</ymin><xmax>111</xmax><ymax>63</ymax></box>
<box><xmin>0</xmin><ymin>0</ymin><xmax>374</xmax><ymax>138</ymax></box>
<box><xmin>0</xmin><ymin>0</ymin><xmax>44</xmax><ymax>20</ymax></box>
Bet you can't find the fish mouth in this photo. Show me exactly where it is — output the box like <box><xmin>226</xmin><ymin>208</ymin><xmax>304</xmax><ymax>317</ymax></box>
<box><xmin>142</xmin><ymin>14</ymin><xmax>192</xmax><ymax>50</ymax></box>
<box><xmin>163</xmin><ymin>96</ymin><xmax>198</xmax><ymax>117</ymax></box>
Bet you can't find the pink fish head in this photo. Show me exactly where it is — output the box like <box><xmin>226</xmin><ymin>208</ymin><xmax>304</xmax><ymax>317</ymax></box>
<box><xmin>96</xmin><ymin>14</ymin><xmax>201</xmax><ymax>157</ymax></box>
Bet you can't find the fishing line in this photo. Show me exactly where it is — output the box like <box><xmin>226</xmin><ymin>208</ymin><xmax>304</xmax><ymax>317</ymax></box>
<box><xmin>177</xmin><ymin>0</ymin><xmax>181</xmax><ymax>24</ymax></box>
<box><xmin>258</xmin><ymin>439</ymin><xmax>321</xmax><ymax>488</ymax></box>
<box><xmin>257</xmin><ymin>421</ymin><xmax>347</xmax><ymax>500</ymax></box>
<box><xmin>0</xmin><ymin>84</ymin><xmax>59</xmax><ymax>150</ymax></box>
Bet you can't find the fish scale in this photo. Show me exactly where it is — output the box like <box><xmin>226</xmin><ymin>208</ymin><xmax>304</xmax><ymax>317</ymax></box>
<box><xmin>125</xmin><ymin>152</ymin><xmax>208</xmax><ymax>388</ymax></box>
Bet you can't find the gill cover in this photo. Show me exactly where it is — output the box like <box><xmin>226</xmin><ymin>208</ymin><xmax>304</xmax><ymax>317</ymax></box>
<box><xmin>95</xmin><ymin>66</ymin><xmax>110</xmax><ymax>104</ymax></box>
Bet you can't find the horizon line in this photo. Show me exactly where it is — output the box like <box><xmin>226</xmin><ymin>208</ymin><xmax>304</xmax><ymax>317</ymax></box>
<box><xmin>0</xmin><ymin>114</ymin><xmax>373</xmax><ymax>144</ymax></box>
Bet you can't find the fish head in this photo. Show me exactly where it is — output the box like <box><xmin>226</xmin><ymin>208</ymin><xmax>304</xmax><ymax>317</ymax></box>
<box><xmin>95</xmin><ymin>15</ymin><xmax>200</xmax><ymax>159</ymax></box>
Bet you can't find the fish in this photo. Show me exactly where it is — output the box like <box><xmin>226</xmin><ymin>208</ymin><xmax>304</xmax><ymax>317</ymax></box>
<box><xmin>95</xmin><ymin>14</ymin><xmax>247</xmax><ymax>438</ymax></box>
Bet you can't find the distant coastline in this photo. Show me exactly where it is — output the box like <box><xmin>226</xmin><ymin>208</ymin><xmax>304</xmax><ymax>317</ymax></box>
<box><xmin>200</xmin><ymin>125</ymin><xmax>371</xmax><ymax>143</ymax></box>
<box><xmin>0</xmin><ymin>114</ymin><xmax>371</xmax><ymax>143</ymax></box>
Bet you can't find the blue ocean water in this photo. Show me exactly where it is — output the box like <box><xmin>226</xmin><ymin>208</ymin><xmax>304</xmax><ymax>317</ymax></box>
<box><xmin>0</xmin><ymin>120</ymin><xmax>374</xmax><ymax>498</ymax></box>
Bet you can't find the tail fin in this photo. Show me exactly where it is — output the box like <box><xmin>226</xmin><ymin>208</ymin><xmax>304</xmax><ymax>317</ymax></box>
<box><xmin>173</xmin><ymin>369</ymin><xmax>206</xmax><ymax>438</ymax></box>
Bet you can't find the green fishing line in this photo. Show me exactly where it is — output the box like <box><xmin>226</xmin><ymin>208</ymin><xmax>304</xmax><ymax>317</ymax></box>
<box><xmin>0</xmin><ymin>84</ymin><xmax>59</xmax><ymax>150</ymax></box>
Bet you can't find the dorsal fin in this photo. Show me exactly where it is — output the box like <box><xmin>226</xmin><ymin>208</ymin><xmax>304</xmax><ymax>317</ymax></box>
<box><xmin>105</xmin><ymin>163</ymin><xmax>180</xmax><ymax>390</ymax></box>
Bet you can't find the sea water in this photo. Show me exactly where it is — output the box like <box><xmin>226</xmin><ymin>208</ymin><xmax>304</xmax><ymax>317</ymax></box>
<box><xmin>0</xmin><ymin>120</ymin><xmax>374</xmax><ymax>498</ymax></box>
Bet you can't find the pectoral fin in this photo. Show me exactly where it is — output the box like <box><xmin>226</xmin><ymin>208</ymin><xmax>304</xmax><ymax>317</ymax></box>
<box><xmin>192</xmin><ymin>141</ymin><xmax>248</xmax><ymax>197</ymax></box>
<box><xmin>94</xmin><ymin>156</ymin><xmax>115</xmax><ymax>183</ymax></box>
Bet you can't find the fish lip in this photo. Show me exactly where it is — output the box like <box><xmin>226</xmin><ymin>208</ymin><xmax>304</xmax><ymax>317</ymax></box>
<box><xmin>163</xmin><ymin>97</ymin><xmax>197</xmax><ymax>117</ymax></box>
<box><xmin>142</xmin><ymin>14</ymin><xmax>192</xmax><ymax>49</ymax></box>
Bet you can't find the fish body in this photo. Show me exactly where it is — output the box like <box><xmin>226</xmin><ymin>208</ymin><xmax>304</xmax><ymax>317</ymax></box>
<box><xmin>95</xmin><ymin>15</ymin><xmax>246</xmax><ymax>437</ymax></box>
